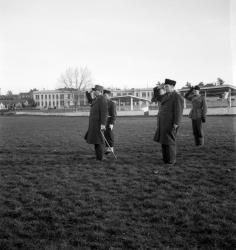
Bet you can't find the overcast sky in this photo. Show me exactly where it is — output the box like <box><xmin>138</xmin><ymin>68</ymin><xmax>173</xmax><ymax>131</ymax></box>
<box><xmin>0</xmin><ymin>0</ymin><xmax>235</xmax><ymax>94</ymax></box>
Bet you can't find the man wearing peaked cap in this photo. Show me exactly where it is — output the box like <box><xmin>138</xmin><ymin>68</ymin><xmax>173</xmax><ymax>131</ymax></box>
<box><xmin>153</xmin><ymin>78</ymin><xmax>184</xmax><ymax>168</ymax></box>
<box><xmin>164</xmin><ymin>79</ymin><xmax>176</xmax><ymax>86</ymax></box>
<box><xmin>84</xmin><ymin>84</ymin><xmax>108</xmax><ymax>161</ymax></box>
<box><xmin>92</xmin><ymin>84</ymin><xmax>104</xmax><ymax>92</ymax></box>
<box><xmin>184</xmin><ymin>85</ymin><xmax>207</xmax><ymax>146</ymax></box>
<box><xmin>103</xmin><ymin>89</ymin><xmax>117</xmax><ymax>155</ymax></box>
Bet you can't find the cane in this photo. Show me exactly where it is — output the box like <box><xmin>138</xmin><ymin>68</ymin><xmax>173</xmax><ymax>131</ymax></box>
<box><xmin>100</xmin><ymin>130</ymin><xmax>117</xmax><ymax>160</ymax></box>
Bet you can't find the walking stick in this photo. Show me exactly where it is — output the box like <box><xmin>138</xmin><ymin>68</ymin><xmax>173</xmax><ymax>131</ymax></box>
<box><xmin>100</xmin><ymin>130</ymin><xmax>117</xmax><ymax>160</ymax></box>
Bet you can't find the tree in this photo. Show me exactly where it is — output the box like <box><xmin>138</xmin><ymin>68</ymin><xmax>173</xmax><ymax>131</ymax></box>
<box><xmin>198</xmin><ymin>82</ymin><xmax>204</xmax><ymax>87</ymax></box>
<box><xmin>7</xmin><ymin>90</ymin><xmax>13</xmax><ymax>96</ymax></box>
<box><xmin>185</xmin><ymin>82</ymin><xmax>192</xmax><ymax>88</ymax></box>
<box><xmin>216</xmin><ymin>77</ymin><xmax>224</xmax><ymax>86</ymax></box>
<box><xmin>58</xmin><ymin>66</ymin><xmax>93</xmax><ymax>108</ymax></box>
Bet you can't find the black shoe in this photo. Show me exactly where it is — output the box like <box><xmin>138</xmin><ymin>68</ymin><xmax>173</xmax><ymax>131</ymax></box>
<box><xmin>165</xmin><ymin>161</ymin><xmax>176</xmax><ymax>166</ymax></box>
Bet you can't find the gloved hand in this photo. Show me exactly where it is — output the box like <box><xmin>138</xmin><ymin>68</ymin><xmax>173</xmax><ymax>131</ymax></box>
<box><xmin>202</xmin><ymin>117</ymin><xmax>206</xmax><ymax>123</ymax></box>
<box><xmin>173</xmin><ymin>124</ymin><xmax>178</xmax><ymax>130</ymax></box>
<box><xmin>109</xmin><ymin>124</ymin><xmax>114</xmax><ymax>130</ymax></box>
<box><xmin>101</xmin><ymin>124</ymin><xmax>106</xmax><ymax>131</ymax></box>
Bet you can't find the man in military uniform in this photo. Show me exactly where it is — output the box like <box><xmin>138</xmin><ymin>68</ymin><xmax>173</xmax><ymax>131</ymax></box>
<box><xmin>184</xmin><ymin>85</ymin><xmax>207</xmax><ymax>146</ymax></box>
<box><xmin>152</xmin><ymin>79</ymin><xmax>184</xmax><ymax>166</ymax></box>
<box><xmin>103</xmin><ymin>89</ymin><xmax>117</xmax><ymax>154</ymax></box>
<box><xmin>84</xmin><ymin>85</ymin><xmax>108</xmax><ymax>161</ymax></box>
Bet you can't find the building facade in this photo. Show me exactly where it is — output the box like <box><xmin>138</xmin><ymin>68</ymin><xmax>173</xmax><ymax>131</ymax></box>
<box><xmin>33</xmin><ymin>89</ymin><xmax>90</xmax><ymax>109</ymax></box>
<box><xmin>32</xmin><ymin>85</ymin><xmax>236</xmax><ymax>110</ymax></box>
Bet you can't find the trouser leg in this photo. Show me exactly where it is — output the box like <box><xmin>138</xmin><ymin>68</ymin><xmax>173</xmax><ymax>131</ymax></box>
<box><xmin>161</xmin><ymin>144</ymin><xmax>168</xmax><ymax>163</ymax></box>
<box><xmin>196</xmin><ymin>118</ymin><xmax>204</xmax><ymax>145</ymax></box>
<box><xmin>104</xmin><ymin>128</ymin><xmax>114</xmax><ymax>147</ymax></box>
<box><xmin>94</xmin><ymin>144</ymin><xmax>104</xmax><ymax>161</ymax></box>
<box><xmin>192</xmin><ymin>119</ymin><xmax>204</xmax><ymax>145</ymax></box>
<box><xmin>162</xmin><ymin>144</ymin><xmax>176</xmax><ymax>164</ymax></box>
<box><xmin>166</xmin><ymin>144</ymin><xmax>176</xmax><ymax>163</ymax></box>
<box><xmin>192</xmin><ymin>119</ymin><xmax>200</xmax><ymax>145</ymax></box>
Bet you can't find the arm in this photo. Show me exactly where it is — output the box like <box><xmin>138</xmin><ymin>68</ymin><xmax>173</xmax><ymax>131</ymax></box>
<box><xmin>201</xmin><ymin>96</ymin><xmax>207</xmax><ymax>122</ymax></box>
<box><xmin>109</xmin><ymin>102</ymin><xmax>117</xmax><ymax>125</ymax></box>
<box><xmin>99</xmin><ymin>96</ymin><xmax>108</xmax><ymax>128</ymax></box>
<box><xmin>151</xmin><ymin>87</ymin><xmax>165</xmax><ymax>102</ymax></box>
<box><xmin>173</xmin><ymin>94</ymin><xmax>184</xmax><ymax>127</ymax></box>
<box><xmin>86</xmin><ymin>91</ymin><xmax>93</xmax><ymax>105</ymax></box>
<box><xmin>184</xmin><ymin>87</ymin><xmax>194</xmax><ymax>101</ymax></box>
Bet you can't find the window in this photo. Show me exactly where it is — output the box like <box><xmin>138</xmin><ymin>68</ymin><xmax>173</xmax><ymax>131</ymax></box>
<box><xmin>60</xmin><ymin>94</ymin><xmax>64</xmax><ymax>99</ymax></box>
<box><xmin>41</xmin><ymin>95</ymin><xmax>43</xmax><ymax>99</ymax></box>
<box><xmin>53</xmin><ymin>95</ymin><xmax>55</xmax><ymax>99</ymax></box>
<box><xmin>45</xmin><ymin>95</ymin><xmax>47</xmax><ymax>99</ymax></box>
<box><xmin>35</xmin><ymin>95</ymin><xmax>39</xmax><ymax>100</ymax></box>
<box><xmin>56</xmin><ymin>94</ymin><xmax>58</xmax><ymax>99</ymax></box>
<box><xmin>49</xmin><ymin>95</ymin><xmax>51</xmax><ymax>99</ymax></box>
<box><xmin>136</xmin><ymin>93</ymin><xmax>139</xmax><ymax>97</ymax></box>
<box><xmin>68</xmin><ymin>94</ymin><xmax>70</xmax><ymax>99</ymax></box>
<box><xmin>60</xmin><ymin>100</ymin><xmax>64</xmax><ymax>106</ymax></box>
<box><xmin>142</xmin><ymin>92</ymin><xmax>146</xmax><ymax>97</ymax></box>
<box><xmin>117</xmin><ymin>93</ymin><xmax>121</xmax><ymax>96</ymax></box>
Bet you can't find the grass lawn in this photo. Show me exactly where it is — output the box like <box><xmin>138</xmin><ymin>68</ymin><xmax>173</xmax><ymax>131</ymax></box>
<box><xmin>0</xmin><ymin>116</ymin><xmax>235</xmax><ymax>250</ymax></box>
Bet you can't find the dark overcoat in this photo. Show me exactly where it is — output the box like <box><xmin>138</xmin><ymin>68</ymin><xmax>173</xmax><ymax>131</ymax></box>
<box><xmin>85</xmin><ymin>95</ymin><xmax>108</xmax><ymax>144</ymax></box>
<box><xmin>154</xmin><ymin>91</ymin><xmax>184</xmax><ymax>145</ymax></box>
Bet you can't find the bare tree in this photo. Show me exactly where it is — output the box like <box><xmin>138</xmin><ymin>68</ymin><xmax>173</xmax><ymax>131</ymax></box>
<box><xmin>216</xmin><ymin>77</ymin><xmax>224</xmax><ymax>86</ymax></box>
<box><xmin>185</xmin><ymin>82</ymin><xmax>192</xmax><ymax>88</ymax></box>
<box><xmin>58</xmin><ymin>66</ymin><xmax>93</xmax><ymax>109</ymax></box>
<box><xmin>7</xmin><ymin>90</ymin><xmax>13</xmax><ymax>96</ymax></box>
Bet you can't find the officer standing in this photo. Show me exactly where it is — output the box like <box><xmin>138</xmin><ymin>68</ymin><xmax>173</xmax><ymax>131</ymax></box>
<box><xmin>184</xmin><ymin>85</ymin><xmax>207</xmax><ymax>146</ymax></box>
<box><xmin>153</xmin><ymin>79</ymin><xmax>184</xmax><ymax>165</ymax></box>
<box><xmin>103</xmin><ymin>89</ymin><xmax>117</xmax><ymax>154</ymax></box>
<box><xmin>85</xmin><ymin>85</ymin><xmax>108</xmax><ymax>161</ymax></box>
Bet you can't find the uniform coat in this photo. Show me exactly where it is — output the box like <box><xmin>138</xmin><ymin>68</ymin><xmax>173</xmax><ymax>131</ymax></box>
<box><xmin>85</xmin><ymin>95</ymin><xmax>108</xmax><ymax>145</ymax></box>
<box><xmin>106</xmin><ymin>100</ymin><xmax>116</xmax><ymax>125</ymax></box>
<box><xmin>185</xmin><ymin>91</ymin><xmax>207</xmax><ymax>145</ymax></box>
<box><xmin>154</xmin><ymin>91</ymin><xmax>184</xmax><ymax>145</ymax></box>
<box><xmin>186</xmin><ymin>94</ymin><xmax>207</xmax><ymax>119</ymax></box>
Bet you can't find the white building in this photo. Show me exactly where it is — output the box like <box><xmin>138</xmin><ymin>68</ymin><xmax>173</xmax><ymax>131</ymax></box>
<box><xmin>33</xmin><ymin>90</ymin><xmax>77</xmax><ymax>109</ymax></box>
<box><xmin>33</xmin><ymin>88</ymin><xmax>155</xmax><ymax>110</ymax></box>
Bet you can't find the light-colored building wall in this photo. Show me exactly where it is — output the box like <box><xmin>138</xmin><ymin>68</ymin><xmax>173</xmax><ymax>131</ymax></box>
<box><xmin>111</xmin><ymin>88</ymin><xmax>153</xmax><ymax>101</ymax></box>
<box><xmin>33</xmin><ymin>90</ymin><xmax>75</xmax><ymax>109</ymax></box>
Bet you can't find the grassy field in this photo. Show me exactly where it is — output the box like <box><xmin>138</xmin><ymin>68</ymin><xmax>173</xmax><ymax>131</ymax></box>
<box><xmin>0</xmin><ymin>115</ymin><xmax>235</xmax><ymax>250</ymax></box>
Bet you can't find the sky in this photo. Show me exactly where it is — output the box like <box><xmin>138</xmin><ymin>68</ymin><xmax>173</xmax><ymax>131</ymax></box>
<box><xmin>0</xmin><ymin>0</ymin><xmax>235</xmax><ymax>95</ymax></box>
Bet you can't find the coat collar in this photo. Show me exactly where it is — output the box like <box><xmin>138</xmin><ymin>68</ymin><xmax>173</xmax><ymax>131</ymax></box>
<box><xmin>161</xmin><ymin>91</ymin><xmax>175</xmax><ymax>104</ymax></box>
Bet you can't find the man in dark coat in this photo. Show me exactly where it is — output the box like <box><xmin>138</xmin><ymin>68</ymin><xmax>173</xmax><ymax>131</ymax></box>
<box><xmin>103</xmin><ymin>89</ymin><xmax>117</xmax><ymax>154</ymax></box>
<box><xmin>152</xmin><ymin>79</ymin><xmax>184</xmax><ymax>165</ymax></box>
<box><xmin>85</xmin><ymin>85</ymin><xmax>108</xmax><ymax>161</ymax></box>
<box><xmin>184</xmin><ymin>85</ymin><xmax>207</xmax><ymax>146</ymax></box>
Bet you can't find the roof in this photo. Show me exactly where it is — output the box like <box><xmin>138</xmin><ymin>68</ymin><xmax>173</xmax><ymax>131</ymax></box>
<box><xmin>111</xmin><ymin>95</ymin><xmax>151</xmax><ymax>103</ymax></box>
<box><xmin>179</xmin><ymin>84</ymin><xmax>236</xmax><ymax>96</ymax></box>
<box><xmin>33</xmin><ymin>90</ymin><xmax>73</xmax><ymax>94</ymax></box>
<box><xmin>179</xmin><ymin>84</ymin><xmax>236</xmax><ymax>91</ymax></box>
